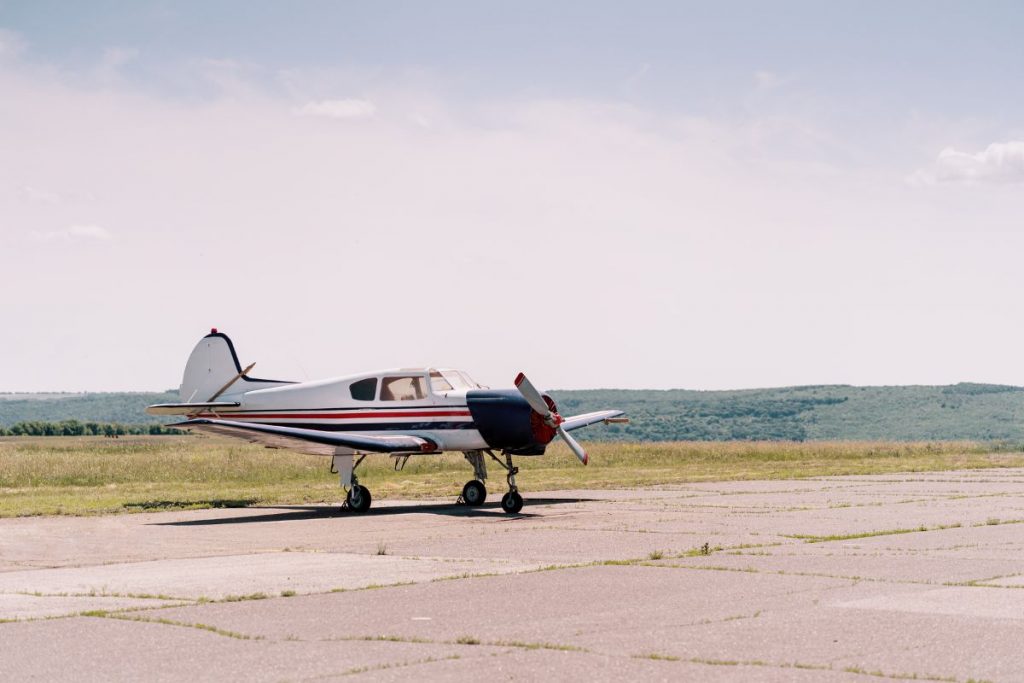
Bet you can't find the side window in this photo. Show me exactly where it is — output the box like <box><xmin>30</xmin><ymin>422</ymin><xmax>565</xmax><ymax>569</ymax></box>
<box><xmin>380</xmin><ymin>375</ymin><xmax>427</xmax><ymax>401</ymax></box>
<box><xmin>349</xmin><ymin>378</ymin><xmax>377</xmax><ymax>401</ymax></box>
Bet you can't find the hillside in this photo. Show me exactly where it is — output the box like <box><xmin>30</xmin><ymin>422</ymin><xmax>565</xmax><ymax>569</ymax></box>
<box><xmin>2</xmin><ymin>383</ymin><xmax>1024</xmax><ymax>441</ymax></box>
<box><xmin>0</xmin><ymin>392</ymin><xmax>177</xmax><ymax>427</ymax></box>
<box><xmin>554</xmin><ymin>383</ymin><xmax>1024</xmax><ymax>441</ymax></box>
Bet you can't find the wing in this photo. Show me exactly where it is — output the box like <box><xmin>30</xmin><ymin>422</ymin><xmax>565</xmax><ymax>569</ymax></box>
<box><xmin>172</xmin><ymin>418</ymin><xmax>438</xmax><ymax>456</ymax></box>
<box><xmin>561</xmin><ymin>410</ymin><xmax>627</xmax><ymax>432</ymax></box>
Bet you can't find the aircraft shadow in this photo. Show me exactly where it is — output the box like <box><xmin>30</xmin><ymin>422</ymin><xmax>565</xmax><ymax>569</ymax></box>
<box><xmin>151</xmin><ymin>496</ymin><xmax>598</xmax><ymax>526</ymax></box>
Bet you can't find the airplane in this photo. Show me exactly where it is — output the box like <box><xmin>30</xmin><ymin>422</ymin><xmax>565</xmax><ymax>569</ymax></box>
<box><xmin>147</xmin><ymin>329</ymin><xmax>627</xmax><ymax>514</ymax></box>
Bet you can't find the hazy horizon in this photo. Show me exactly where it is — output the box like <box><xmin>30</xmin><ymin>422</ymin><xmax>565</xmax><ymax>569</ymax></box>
<box><xmin>2</xmin><ymin>2</ymin><xmax>1023</xmax><ymax>392</ymax></box>
<box><xmin>4</xmin><ymin>380</ymin><xmax>1023</xmax><ymax>396</ymax></box>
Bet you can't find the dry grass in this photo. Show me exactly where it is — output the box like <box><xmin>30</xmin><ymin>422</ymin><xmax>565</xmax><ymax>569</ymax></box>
<box><xmin>0</xmin><ymin>435</ymin><xmax>1021</xmax><ymax>517</ymax></box>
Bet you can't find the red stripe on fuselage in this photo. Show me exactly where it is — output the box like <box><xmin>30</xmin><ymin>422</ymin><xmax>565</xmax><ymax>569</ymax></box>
<box><xmin>195</xmin><ymin>410</ymin><xmax>472</xmax><ymax>420</ymax></box>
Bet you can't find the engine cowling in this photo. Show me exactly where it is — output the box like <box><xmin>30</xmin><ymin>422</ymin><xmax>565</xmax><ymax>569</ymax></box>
<box><xmin>466</xmin><ymin>389</ymin><xmax>558</xmax><ymax>455</ymax></box>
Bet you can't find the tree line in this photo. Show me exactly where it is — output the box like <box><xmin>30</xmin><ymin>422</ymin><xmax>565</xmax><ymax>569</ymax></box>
<box><xmin>0</xmin><ymin>420</ymin><xmax>182</xmax><ymax>437</ymax></box>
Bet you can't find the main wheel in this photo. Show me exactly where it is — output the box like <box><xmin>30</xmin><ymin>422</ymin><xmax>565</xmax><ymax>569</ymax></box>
<box><xmin>347</xmin><ymin>485</ymin><xmax>372</xmax><ymax>513</ymax></box>
<box><xmin>500</xmin><ymin>491</ymin><xmax>524</xmax><ymax>514</ymax></box>
<box><xmin>461</xmin><ymin>480</ymin><xmax>487</xmax><ymax>507</ymax></box>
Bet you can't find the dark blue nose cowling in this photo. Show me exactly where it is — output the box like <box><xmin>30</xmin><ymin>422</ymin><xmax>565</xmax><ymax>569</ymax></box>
<box><xmin>466</xmin><ymin>389</ymin><xmax>552</xmax><ymax>455</ymax></box>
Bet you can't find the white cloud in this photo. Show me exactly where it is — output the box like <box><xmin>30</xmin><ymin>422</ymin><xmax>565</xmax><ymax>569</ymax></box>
<box><xmin>94</xmin><ymin>47</ymin><xmax>138</xmax><ymax>82</ymax></box>
<box><xmin>20</xmin><ymin>185</ymin><xmax>62</xmax><ymax>205</ymax></box>
<box><xmin>754</xmin><ymin>70</ymin><xmax>791</xmax><ymax>90</ymax></box>
<box><xmin>912</xmin><ymin>140</ymin><xmax>1024</xmax><ymax>185</ymax></box>
<box><xmin>0</xmin><ymin>28</ymin><xmax>26</xmax><ymax>60</ymax></box>
<box><xmin>296</xmin><ymin>98</ymin><xmax>376</xmax><ymax>119</ymax></box>
<box><xmin>68</xmin><ymin>224</ymin><xmax>112</xmax><ymax>240</ymax></box>
<box><xmin>31</xmin><ymin>224</ymin><xmax>113</xmax><ymax>242</ymax></box>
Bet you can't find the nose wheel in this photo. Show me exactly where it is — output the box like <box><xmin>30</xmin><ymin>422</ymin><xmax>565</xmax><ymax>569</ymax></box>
<box><xmin>500</xmin><ymin>490</ymin><xmax>523</xmax><ymax>514</ymax></box>
<box><xmin>484</xmin><ymin>450</ymin><xmax>525</xmax><ymax>515</ymax></box>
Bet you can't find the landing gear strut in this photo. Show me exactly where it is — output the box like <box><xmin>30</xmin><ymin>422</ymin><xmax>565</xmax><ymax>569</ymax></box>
<box><xmin>334</xmin><ymin>453</ymin><xmax>372</xmax><ymax>513</ymax></box>
<box><xmin>459</xmin><ymin>452</ymin><xmax>488</xmax><ymax>507</ymax></box>
<box><xmin>487</xmin><ymin>451</ymin><xmax>524</xmax><ymax>514</ymax></box>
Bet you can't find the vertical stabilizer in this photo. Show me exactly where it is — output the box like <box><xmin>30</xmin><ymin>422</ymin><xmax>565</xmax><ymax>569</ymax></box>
<box><xmin>179</xmin><ymin>329</ymin><xmax>292</xmax><ymax>402</ymax></box>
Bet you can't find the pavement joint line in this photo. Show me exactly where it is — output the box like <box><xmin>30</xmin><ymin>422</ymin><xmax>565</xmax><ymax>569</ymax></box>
<box><xmin>826</xmin><ymin>497</ymin><xmax>940</xmax><ymax>509</ymax></box>
<box><xmin>663</xmin><ymin>557</ymin><xmax>1024</xmax><ymax>591</ymax></box>
<box><xmin>784</xmin><ymin>522</ymin><xmax>966</xmax><ymax>543</ymax></box>
<box><xmin>310</xmin><ymin>654</ymin><xmax>465</xmax><ymax>680</ymax></box>
<box><xmin>970</xmin><ymin>517</ymin><xmax>1024</xmax><ymax>528</ymax></box>
<box><xmin>630</xmin><ymin>653</ymin><xmax>961</xmax><ymax>682</ymax></box>
<box><xmin>0</xmin><ymin>600</ymin><xmax>209</xmax><ymax>625</ymax></box>
<box><xmin>12</xmin><ymin>589</ymin><xmax>195</xmax><ymax>602</ymax></box>
<box><xmin>658</xmin><ymin>561</ymin><xmax>938</xmax><ymax>586</ymax></box>
<box><xmin>320</xmin><ymin>633</ymin><xmax>590</xmax><ymax>654</ymax></box>
<box><xmin>693</xmin><ymin>559</ymin><xmax>1024</xmax><ymax>590</ymax></box>
<box><xmin>87</xmin><ymin>611</ymin><xmax>263</xmax><ymax>640</ymax></box>
<box><xmin>956</xmin><ymin>572</ymin><xmax>1022</xmax><ymax>587</ymax></box>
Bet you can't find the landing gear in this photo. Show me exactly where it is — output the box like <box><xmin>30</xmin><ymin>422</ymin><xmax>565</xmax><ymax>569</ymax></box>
<box><xmin>333</xmin><ymin>452</ymin><xmax>372</xmax><ymax>513</ymax></box>
<box><xmin>486</xmin><ymin>451</ymin><xmax>525</xmax><ymax>515</ymax></box>
<box><xmin>346</xmin><ymin>484</ymin><xmax>372</xmax><ymax>513</ymax></box>
<box><xmin>500</xmin><ymin>490</ymin><xmax>523</xmax><ymax>514</ymax></box>
<box><xmin>459</xmin><ymin>451</ymin><xmax>489</xmax><ymax>507</ymax></box>
<box><xmin>461</xmin><ymin>480</ymin><xmax>487</xmax><ymax>507</ymax></box>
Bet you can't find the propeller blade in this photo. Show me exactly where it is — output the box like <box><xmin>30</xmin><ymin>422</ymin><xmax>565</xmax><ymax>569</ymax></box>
<box><xmin>557</xmin><ymin>425</ymin><xmax>589</xmax><ymax>466</ymax></box>
<box><xmin>514</xmin><ymin>372</ymin><xmax>553</xmax><ymax>418</ymax></box>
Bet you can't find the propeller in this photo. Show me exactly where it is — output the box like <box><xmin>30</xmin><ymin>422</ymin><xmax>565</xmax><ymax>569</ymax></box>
<box><xmin>514</xmin><ymin>372</ymin><xmax>589</xmax><ymax>465</ymax></box>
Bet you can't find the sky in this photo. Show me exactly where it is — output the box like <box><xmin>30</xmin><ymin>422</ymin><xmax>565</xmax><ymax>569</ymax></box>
<box><xmin>1</xmin><ymin>1</ymin><xmax>1023</xmax><ymax>392</ymax></box>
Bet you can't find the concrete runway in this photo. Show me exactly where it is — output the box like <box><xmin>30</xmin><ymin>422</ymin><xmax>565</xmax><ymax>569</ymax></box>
<box><xmin>4</xmin><ymin>469</ymin><xmax>1024</xmax><ymax>681</ymax></box>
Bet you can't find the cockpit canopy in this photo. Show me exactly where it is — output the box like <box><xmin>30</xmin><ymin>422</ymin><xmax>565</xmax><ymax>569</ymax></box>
<box><xmin>347</xmin><ymin>368</ymin><xmax>482</xmax><ymax>402</ymax></box>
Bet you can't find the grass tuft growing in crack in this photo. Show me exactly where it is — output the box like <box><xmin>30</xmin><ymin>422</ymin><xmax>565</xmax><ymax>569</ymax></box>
<box><xmin>221</xmin><ymin>592</ymin><xmax>267</xmax><ymax>602</ymax></box>
<box><xmin>786</xmin><ymin>523</ymin><xmax>962</xmax><ymax>543</ymax></box>
<box><xmin>95</xmin><ymin>613</ymin><xmax>261</xmax><ymax>640</ymax></box>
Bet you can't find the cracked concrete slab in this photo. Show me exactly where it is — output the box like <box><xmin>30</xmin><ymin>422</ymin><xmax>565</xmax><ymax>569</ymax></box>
<box><xmin>0</xmin><ymin>552</ymin><xmax>543</xmax><ymax>603</ymax></box>
<box><xmin>3</xmin><ymin>468</ymin><xmax>1024</xmax><ymax>681</ymax></box>
<box><xmin>0</xmin><ymin>593</ymin><xmax>186</xmax><ymax>620</ymax></box>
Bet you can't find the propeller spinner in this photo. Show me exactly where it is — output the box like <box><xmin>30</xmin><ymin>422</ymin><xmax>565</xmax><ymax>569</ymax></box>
<box><xmin>514</xmin><ymin>372</ymin><xmax>589</xmax><ymax>465</ymax></box>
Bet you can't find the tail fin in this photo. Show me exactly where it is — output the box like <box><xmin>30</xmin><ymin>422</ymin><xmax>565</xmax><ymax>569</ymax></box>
<box><xmin>179</xmin><ymin>329</ymin><xmax>293</xmax><ymax>402</ymax></box>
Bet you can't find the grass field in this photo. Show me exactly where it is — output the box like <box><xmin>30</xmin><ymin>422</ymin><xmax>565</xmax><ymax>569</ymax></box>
<box><xmin>2</xmin><ymin>436</ymin><xmax>1024</xmax><ymax>517</ymax></box>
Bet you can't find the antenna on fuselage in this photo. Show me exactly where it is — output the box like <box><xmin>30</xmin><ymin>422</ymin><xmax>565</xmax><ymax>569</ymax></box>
<box><xmin>206</xmin><ymin>362</ymin><xmax>256</xmax><ymax>402</ymax></box>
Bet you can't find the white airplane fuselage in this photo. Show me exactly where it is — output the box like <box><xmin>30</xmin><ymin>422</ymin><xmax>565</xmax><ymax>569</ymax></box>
<box><xmin>194</xmin><ymin>369</ymin><xmax>492</xmax><ymax>453</ymax></box>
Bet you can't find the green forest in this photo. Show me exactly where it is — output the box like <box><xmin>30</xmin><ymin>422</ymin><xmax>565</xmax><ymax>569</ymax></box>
<box><xmin>3</xmin><ymin>383</ymin><xmax>1024</xmax><ymax>441</ymax></box>
<box><xmin>6</xmin><ymin>385</ymin><xmax>1024</xmax><ymax>444</ymax></box>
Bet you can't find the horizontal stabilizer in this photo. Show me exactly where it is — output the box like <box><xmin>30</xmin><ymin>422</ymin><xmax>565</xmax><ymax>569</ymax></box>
<box><xmin>561</xmin><ymin>410</ymin><xmax>627</xmax><ymax>432</ymax></box>
<box><xmin>171</xmin><ymin>418</ymin><xmax>438</xmax><ymax>456</ymax></box>
<box><xmin>146</xmin><ymin>402</ymin><xmax>241</xmax><ymax>416</ymax></box>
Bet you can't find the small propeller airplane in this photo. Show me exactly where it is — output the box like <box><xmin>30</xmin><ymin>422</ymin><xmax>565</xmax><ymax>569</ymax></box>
<box><xmin>147</xmin><ymin>330</ymin><xmax>627</xmax><ymax>514</ymax></box>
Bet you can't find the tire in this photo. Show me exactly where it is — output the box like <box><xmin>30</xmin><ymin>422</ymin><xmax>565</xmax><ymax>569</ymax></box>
<box><xmin>347</xmin><ymin>485</ymin><xmax>372</xmax><ymax>513</ymax></box>
<box><xmin>500</xmin><ymin>491</ymin><xmax>524</xmax><ymax>514</ymax></box>
<box><xmin>461</xmin><ymin>480</ymin><xmax>487</xmax><ymax>507</ymax></box>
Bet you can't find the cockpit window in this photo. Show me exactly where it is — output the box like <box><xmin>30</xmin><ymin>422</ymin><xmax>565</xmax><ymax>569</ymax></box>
<box><xmin>349</xmin><ymin>377</ymin><xmax>377</xmax><ymax>401</ymax></box>
<box><xmin>380</xmin><ymin>375</ymin><xmax>427</xmax><ymax>401</ymax></box>
<box><xmin>430</xmin><ymin>370</ymin><xmax>453</xmax><ymax>393</ymax></box>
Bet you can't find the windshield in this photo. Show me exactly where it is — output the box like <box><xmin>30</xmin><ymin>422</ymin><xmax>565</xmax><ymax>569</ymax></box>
<box><xmin>429</xmin><ymin>370</ymin><xmax>454</xmax><ymax>392</ymax></box>
<box><xmin>429</xmin><ymin>370</ymin><xmax>480</xmax><ymax>392</ymax></box>
<box><xmin>454</xmin><ymin>370</ymin><xmax>481</xmax><ymax>388</ymax></box>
